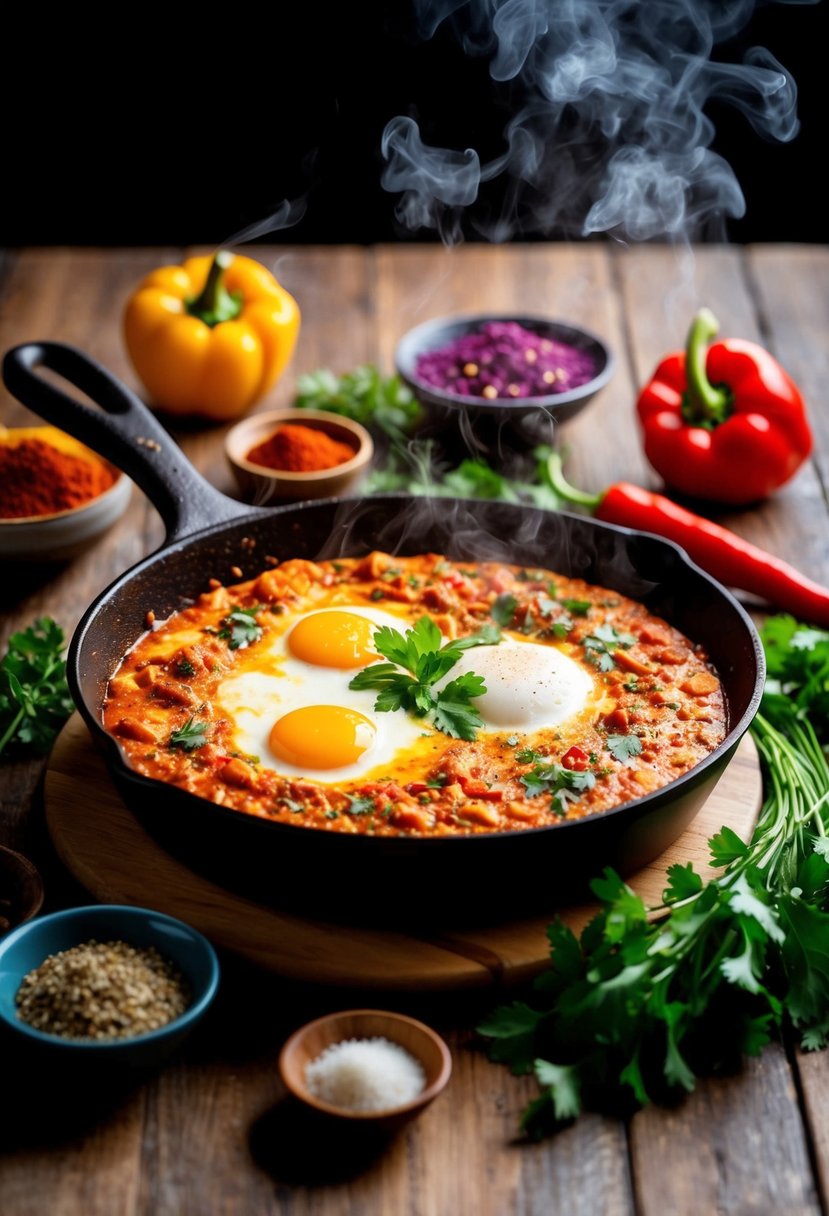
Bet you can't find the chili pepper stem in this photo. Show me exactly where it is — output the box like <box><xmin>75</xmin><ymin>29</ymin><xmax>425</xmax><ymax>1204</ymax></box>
<box><xmin>544</xmin><ymin>451</ymin><xmax>602</xmax><ymax>510</ymax></box>
<box><xmin>186</xmin><ymin>251</ymin><xmax>243</xmax><ymax>327</ymax></box>
<box><xmin>684</xmin><ymin>308</ymin><xmax>731</xmax><ymax>425</ymax></box>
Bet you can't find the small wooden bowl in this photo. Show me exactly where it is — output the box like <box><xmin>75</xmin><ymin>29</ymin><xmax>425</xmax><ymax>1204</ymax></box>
<box><xmin>0</xmin><ymin>846</ymin><xmax>44</xmax><ymax>935</ymax></box>
<box><xmin>279</xmin><ymin>1009</ymin><xmax>452</xmax><ymax>1132</ymax></box>
<box><xmin>225</xmin><ymin>409</ymin><xmax>374</xmax><ymax>504</ymax></box>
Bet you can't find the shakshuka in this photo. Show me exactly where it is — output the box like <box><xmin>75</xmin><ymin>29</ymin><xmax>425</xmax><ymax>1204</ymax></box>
<box><xmin>103</xmin><ymin>551</ymin><xmax>726</xmax><ymax>836</ymax></box>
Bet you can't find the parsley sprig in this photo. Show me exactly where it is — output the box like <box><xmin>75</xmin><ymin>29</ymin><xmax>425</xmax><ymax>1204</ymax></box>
<box><xmin>479</xmin><ymin>615</ymin><xmax>829</xmax><ymax>1139</ymax></box>
<box><xmin>0</xmin><ymin>618</ymin><xmax>74</xmax><ymax>756</ymax></box>
<box><xmin>168</xmin><ymin>717</ymin><xmax>209</xmax><ymax>752</ymax></box>
<box><xmin>582</xmin><ymin>624</ymin><xmax>636</xmax><ymax>671</ymax></box>
<box><xmin>348</xmin><ymin>616</ymin><xmax>500</xmax><ymax>740</ymax></box>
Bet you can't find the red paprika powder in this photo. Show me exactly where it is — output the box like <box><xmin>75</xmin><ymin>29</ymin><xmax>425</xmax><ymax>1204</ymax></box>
<box><xmin>246</xmin><ymin>423</ymin><xmax>356</xmax><ymax>473</ymax></box>
<box><xmin>0</xmin><ymin>436</ymin><xmax>116</xmax><ymax>519</ymax></box>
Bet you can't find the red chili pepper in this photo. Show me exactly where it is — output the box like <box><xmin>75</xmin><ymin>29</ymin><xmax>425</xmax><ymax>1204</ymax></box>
<box><xmin>561</xmin><ymin>746</ymin><xmax>589</xmax><ymax>772</ymax></box>
<box><xmin>636</xmin><ymin>309</ymin><xmax>812</xmax><ymax>505</ymax></box>
<box><xmin>546</xmin><ymin>454</ymin><xmax>829</xmax><ymax>628</ymax></box>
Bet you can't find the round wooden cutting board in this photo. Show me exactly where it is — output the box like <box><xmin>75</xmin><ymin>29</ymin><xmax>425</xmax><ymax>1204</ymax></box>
<box><xmin>45</xmin><ymin>716</ymin><xmax>762</xmax><ymax>991</ymax></box>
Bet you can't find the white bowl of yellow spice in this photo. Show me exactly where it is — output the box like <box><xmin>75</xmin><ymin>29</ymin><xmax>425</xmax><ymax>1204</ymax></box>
<box><xmin>0</xmin><ymin>425</ymin><xmax>131</xmax><ymax>562</ymax></box>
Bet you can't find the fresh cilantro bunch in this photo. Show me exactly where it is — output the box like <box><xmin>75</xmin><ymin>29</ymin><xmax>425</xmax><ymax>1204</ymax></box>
<box><xmin>0</xmin><ymin>618</ymin><xmax>74</xmax><ymax>756</ymax></box>
<box><xmin>349</xmin><ymin>615</ymin><xmax>500</xmax><ymax>740</ymax></box>
<box><xmin>294</xmin><ymin>365</ymin><xmax>421</xmax><ymax>442</ymax></box>
<box><xmin>478</xmin><ymin>615</ymin><xmax>829</xmax><ymax>1139</ymax></box>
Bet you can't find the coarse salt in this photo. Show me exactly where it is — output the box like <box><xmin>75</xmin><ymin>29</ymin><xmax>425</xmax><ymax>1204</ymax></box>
<box><xmin>305</xmin><ymin>1036</ymin><xmax>426</xmax><ymax>1112</ymax></box>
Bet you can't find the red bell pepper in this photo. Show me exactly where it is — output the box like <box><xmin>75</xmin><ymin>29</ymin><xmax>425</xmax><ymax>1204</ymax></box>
<box><xmin>636</xmin><ymin>309</ymin><xmax>812</xmax><ymax>505</ymax></box>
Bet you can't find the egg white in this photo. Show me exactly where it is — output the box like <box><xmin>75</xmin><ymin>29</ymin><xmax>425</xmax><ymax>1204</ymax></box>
<box><xmin>436</xmin><ymin>635</ymin><xmax>595</xmax><ymax>731</ymax></box>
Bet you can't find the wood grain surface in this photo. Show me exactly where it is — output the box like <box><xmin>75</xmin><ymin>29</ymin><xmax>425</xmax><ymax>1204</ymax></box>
<box><xmin>1</xmin><ymin>244</ymin><xmax>827</xmax><ymax>1216</ymax></box>
<box><xmin>45</xmin><ymin>716</ymin><xmax>762</xmax><ymax>990</ymax></box>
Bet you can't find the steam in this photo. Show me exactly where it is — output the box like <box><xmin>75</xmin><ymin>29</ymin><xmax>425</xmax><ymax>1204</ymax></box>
<box><xmin>220</xmin><ymin>196</ymin><xmax>308</xmax><ymax>248</ymax></box>
<box><xmin>381</xmin><ymin>0</ymin><xmax>810</xmax><ymax>243</ymax></box>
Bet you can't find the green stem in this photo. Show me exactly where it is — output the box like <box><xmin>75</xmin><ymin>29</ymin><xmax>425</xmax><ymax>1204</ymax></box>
<box><xmin>544</xmin><ymin>451</ymin><xmax>602</xmax><ymax>510</ymax></box>
<box><xmin>186</xmin><ymin>251</ymin><xmax>243</xmax><ymax>327</ymax></box>
<box><xmin>0</xmin><ymin>705</ymin><xmax>24</xmax><ymax>755</ymax></box>
<box><xmin>683</xmin><ymin>308</ymin><xmax>732</xmax><ymax>425</ymax></box>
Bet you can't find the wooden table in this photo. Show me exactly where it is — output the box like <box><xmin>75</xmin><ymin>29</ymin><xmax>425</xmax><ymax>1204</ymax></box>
<box><xmin>1</xmin><ymin>243</ymin><xmax>827</xmax><ymax>1215</ymax></box>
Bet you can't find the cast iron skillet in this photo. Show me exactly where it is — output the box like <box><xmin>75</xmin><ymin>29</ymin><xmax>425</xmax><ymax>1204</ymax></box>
<box><xmin>3</xmin><ymin>342</ymin><xmax>765</xmax><ymax>922</ymax></box>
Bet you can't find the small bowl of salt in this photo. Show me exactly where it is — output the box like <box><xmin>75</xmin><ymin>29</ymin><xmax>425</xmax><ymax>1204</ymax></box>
<box><xmin>279</xmin><ymin>1009</ymin><xmax>452</xmax><ymax>1132</ymax></box>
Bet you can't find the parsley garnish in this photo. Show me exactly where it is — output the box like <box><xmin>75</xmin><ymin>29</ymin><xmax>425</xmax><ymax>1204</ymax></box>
<box><xmin>561</xmin><ymin>598</ymin><xmax>591</xmax><ymax>616</ymax></box>
<box><xmin>348</xmin><ymin>616</ymin><xmax>500</xmax><ymax>741</ymax></box>
<box><xmin>168</xmin><ymin>717</ymin><xmax>208</xmax><ymax>751</ymax></box>
<box><xmin>219</xmin><ymin>608</ymin><xmax>263</xmax><ymax>650</ymax></box>
<box><xmin>520</xmin><ymin>763</ymin><xmax>596</xmax><ymax>807</ymax></box>
<box><xmin>174</xmin><ymin>658</ymin><xmax>196</xmax><ymax>678</ymax></box>
<box><xmin>582</xmin><ymin>624</ymin><xmax>636</xmax><ymax>671</ymax></box>
<box><xmin>0</xmin><ymin>618</ymin><xmax>74</xmax><ymax>756</ymax></box>
<box><xmin>606</xmin><ymin>734</ymin><xmax>643</xmax><ymax>763</ymax></box>
<box><xmin>345</xmin><ymin>795</ymin><xmax>375</xmax><ymax>816</ymax></box>
<box><xmin>491</xmin><ymin>594</ymin><xmax>518</xmax><ymax>627</ymax></box>
<box><xmin>478</xmin><ymin>614</ymin><xmax>829</xmax><ymax>1140</ymax></box>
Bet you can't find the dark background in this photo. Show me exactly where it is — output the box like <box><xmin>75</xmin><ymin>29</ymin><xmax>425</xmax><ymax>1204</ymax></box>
<box><xmin>3</xmin><ymin>3</ymin><xmax>823</xmax><ymax>247</ymax></box>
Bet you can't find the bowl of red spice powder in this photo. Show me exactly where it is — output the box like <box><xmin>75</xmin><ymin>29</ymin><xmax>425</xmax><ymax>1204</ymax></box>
<box><xmin>0</xmin><ymin>426</ymin><xmax>131</xmax><ymax>561</ymax></box>
<box><xmin>395</xmin><ymin>314</ymin><xmax>614</xmax><ymax>448</ymax></box>
<box><xmin>225</xmin><ymin>409</ymin><xmax>374</xmax><ymax>503</ymax></box>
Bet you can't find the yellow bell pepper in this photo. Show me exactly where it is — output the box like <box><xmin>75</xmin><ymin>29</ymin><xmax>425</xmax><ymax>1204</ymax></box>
<box><xmin>123</xmin><ymin>251</ymin><xmax>300</xmax><ymax>421</ymax></box>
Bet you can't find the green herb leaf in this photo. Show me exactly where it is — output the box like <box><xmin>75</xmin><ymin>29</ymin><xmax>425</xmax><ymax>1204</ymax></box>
<box><xmin>295</xmin><ymin>364</ymin><xmax>421</xmax><ymax>442</ymax></box>
<box><xmin>491</xmin><ymin>594</ymin><xmax>518</xmax><ymax>627</ymax></box>
<box><xmin>169</xmin><ymin>717</ymin><xmax>208</xmax><ymax>751</ymax></box>
<box><xmin>0</xmin><ymin>618</ymin><xmax>74</xmax><ymax>756</ymax></box>
<box><xmin>219</xmin><ymin>608</ymin><xmax>263</xmax><ymax>651</ymax></box>
<box><xmin>349</xmin><ymin>616</ymin><xmax>498</xmax><ymax>739</ymax></box>
<box><xmin>606</xmin><ymin>734</ymin><xmax>643</xmax><ymax>763</ymax></box>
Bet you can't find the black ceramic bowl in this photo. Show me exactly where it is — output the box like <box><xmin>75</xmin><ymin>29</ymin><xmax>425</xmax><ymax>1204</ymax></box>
<box><xmin>395</xmin><ymin>313</ymin><xmax>615</xmax><ymax>452</ymax></box>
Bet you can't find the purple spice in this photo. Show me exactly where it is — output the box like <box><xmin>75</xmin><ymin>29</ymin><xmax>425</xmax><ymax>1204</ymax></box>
<box><xmin>414</xmin><ymin>321</ymin><xmax>598</xmax><ymax>400</ymax></box>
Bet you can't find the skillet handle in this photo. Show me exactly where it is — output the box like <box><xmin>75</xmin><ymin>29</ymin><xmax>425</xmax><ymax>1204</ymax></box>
<box><xmin>2</xmin><ymin>341</ymin><xmax>261</xmax><ymax>544</ymax></box>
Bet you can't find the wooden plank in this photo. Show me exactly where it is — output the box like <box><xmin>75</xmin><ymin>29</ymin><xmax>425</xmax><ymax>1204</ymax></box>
<box><xmin>630</xmin><ymin>1047</ymin><xmax>822</xmax><ymax>1216</ymax></box>
<box><xmin>0</xmin><ymin>1087</ymin><xmax>144</xmax><ymax>1216</ymax></box>
<box><xmin>751</xmin><ymin>243</ymin><xmax>829</xmax><ymax>1212</ymax></box>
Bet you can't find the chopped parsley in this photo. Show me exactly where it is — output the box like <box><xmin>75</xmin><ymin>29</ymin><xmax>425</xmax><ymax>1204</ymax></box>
<box><xmin>606</xmin><ymin>734</ymin><xmax>644</xmax><ymax>763</ymax></box>
<box><xmin>520</xmin><ymin>761</ymin><xmax>596</xmax><ymax>810</ymax></box>
<box><xmin>583</xmin><ymin>624</ymin><xmax>637</xmax><ymax>671</ymax></box>
<box><xmin>345</xmin><ymin>795</ymin><xmax>375</xmax><ymax>816</ymax></box>
<box><xmin>219</xmin><ymin>608</ymin><xmax>263</xmax><ymax>650</ymax></box>
<box><xmin>174</xmin><ymin>658</ymin><xmax>196</xmax><ymax>678</ymax></box>
<box><xmin>491</xmin><ymin>594</ymin><xmax>519</xmax><ymax>627</ymax></box>
<box><xmin>168</xmin><ymin>717</ymin><xmax>208</xmax><ymax>751</ymax></box>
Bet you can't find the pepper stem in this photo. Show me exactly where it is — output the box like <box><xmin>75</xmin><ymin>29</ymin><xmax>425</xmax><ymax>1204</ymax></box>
<box><xmin>186</xmin><ymin>251</ymin><xmax>244</xmax><ymax>327</ymax></box>
<box><xmin>684</xmin><ymin>308</ymin><xmax>731</xmax><ymax>425</ymax></box>
<box><xmin>544</xmin><ymin>451</ymin><xmax>601</xmax><ymax>511</ymax></box>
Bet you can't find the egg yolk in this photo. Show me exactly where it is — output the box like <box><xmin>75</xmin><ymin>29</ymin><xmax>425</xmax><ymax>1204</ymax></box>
<box><xmin>288</xmin><ymin>611</ymin><xmax>378</xmax><ymax>669</ymax></box>
<box><xmin>269</xmin><ymin>705</ymin><xmax>376</xmax><ymax>770</ymax></box>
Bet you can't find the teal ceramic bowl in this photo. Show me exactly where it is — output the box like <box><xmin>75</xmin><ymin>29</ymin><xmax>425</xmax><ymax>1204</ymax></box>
<box><xmin>0</xmin><ymin>905</ymin><xmax>220</xmax><ymax>1067</ymax></box>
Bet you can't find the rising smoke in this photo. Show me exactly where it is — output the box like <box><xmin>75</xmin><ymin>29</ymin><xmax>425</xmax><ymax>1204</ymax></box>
<box><xmin>381</xmin><ymin>0</ymin><xmax>811</xmax><ymax>243</ymax></box>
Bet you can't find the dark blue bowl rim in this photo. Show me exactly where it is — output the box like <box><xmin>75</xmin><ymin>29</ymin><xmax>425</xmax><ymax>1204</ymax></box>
<box><xmin>395</xmin><ymin>312</ymin><xmax>615</xmax><ymax>410</ymax></box>
<box><xmin>0</xmin><ymin>903</ymin><xmax>220</xmax><ymax>1049</ymax></box>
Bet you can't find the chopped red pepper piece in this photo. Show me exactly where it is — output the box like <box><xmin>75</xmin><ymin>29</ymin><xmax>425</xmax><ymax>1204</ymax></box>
<box><xmin>458</xmin><ymin>776</ymin><xmax>503</xmax><ymax>801</ymax></box>
<box><xmin>561</xmin><ymin>746</ymin><xmax>589</xmax><ymax>771</ymax></box>
<box><xmin>636</xmin><ymin>309</ymin><xmax>812</xmax><ymax>505</ymax></box>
